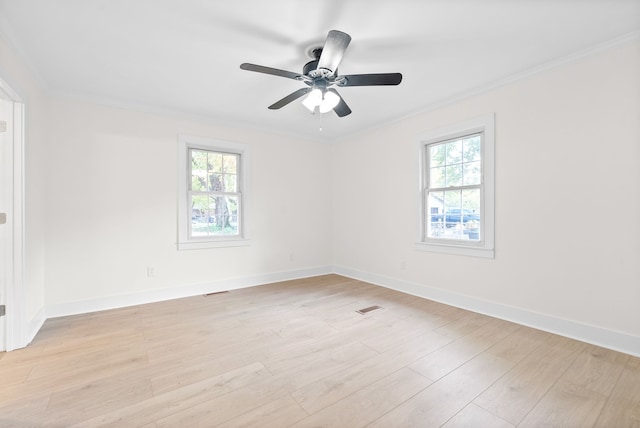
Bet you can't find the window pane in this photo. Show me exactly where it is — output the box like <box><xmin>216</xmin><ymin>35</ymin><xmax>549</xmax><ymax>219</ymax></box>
<box><xmin>191</xmin><ymin>195</ymin><xmax>210</xmax><ymax>237</ymax></box>
<box><xmin>444</xmin><ymin>190</ymin><xmax>462</xmax><ymax>213</ymax></box>
<box><xmin>226</xmin><ymin>196</ymin><xmax>239</xmax><ymax>230</ymax></box>
<box><xmin>191</xmin><ymin>174</ymin><xmax>206</xmax><ymax>191</ymax></box>
<box><xmin>463</xmin><ymin>161</ymin><xmax>481</xmax><ymax>185</ymax></box>
<box><xmin>209</xmin><ymin>152</ymin><xmax>223</xmax><ymax>173</ymax></box>
<box><xmin>223</xmin><ymin>154</ymin><xmax>237</xmax><ymax>174</ymax></box>
<box><xmin>209</xmin><ymin>195</ymin><xmax>239</xmax><ymax>236</ymax></box>
<box><xmin>462</xmin><ymin>188</ymin><xmax>481</xmax><ymax>241</ymax></box>
<box><xmin>430</xmin><ymin>166</ymin><xmax>445</xmax><ymax>188</ymax></box>
<box><xmin>445</xmin><ymin>164</ymin><xmax>463</xmax><ymax>187</ymax></box>
<box><xmin>446</xmin><ymin>140</ymin><xmax>462</xmax><ymax>164</ymax></box>
<box><xmin>463</xmin><ymin>136</ymin><xmax>481</xmax><ymax>162</ymax></box>
<box><xmin>462</xmin><ymin>189</ymin><xmax>480</xmax><ymax>213</ymax></box>
<box><xmin>444</xmin><ymin>190</ymin><xmax>463</xmax><ymax>231</ymax></box>
<box><xmin>224</xmin><ymin>174</ymin><xmax>237</xmax><ymax>192</ymax></box>
<box><xmin>191</xmin><ymin>150</ymin><xmax>208</xmax><ymax>170</ymax></box>
<box><xmin>427</xmin><ymin>191</ymin><xmax>445</xmax><ymax>238</ymax></box>
<box><xmin>208</xmin><ymin>173</ymin><xmax>223</xmax><ymax>191</ymax></box>
<box><xmin>191</xmin><ymin>150</ymin><xmax>207</xmax><ymax>191</ymax></box>
<box><xmin>429</xmin><ymin>144</ymin><xmax>446</xmax><ymax>167</ymax></box>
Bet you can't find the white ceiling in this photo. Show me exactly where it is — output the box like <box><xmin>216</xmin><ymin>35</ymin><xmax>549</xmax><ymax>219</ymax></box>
<box><xmin>1</xmin><ymin>0</ymin><xmax>639</xmax><ymax>141</ymax></box>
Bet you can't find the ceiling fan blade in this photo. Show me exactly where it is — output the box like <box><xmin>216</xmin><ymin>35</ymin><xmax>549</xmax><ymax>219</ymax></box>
<box><xmin>317</xmin><ymin>30</ymin><xmax>351</xmax><ymax>75</ymax></box>
<box><xmin>268</xmin><ymin>87</ymin><xmax>312</xmax><ymax>110</ymax></box>
<box><xmin>240</xmin><ymin>63</ymin><xmax>304</xmax><ymax>81</ymax></box>
<box><xmin>327</xmin><ymin>89</ymin><xmax>352</xmax><ymax>117</ymax></box>
<box><xmin>337</xmin><ymin>73</ymin><xmax>403</xmax><ymax>86</ymax></box>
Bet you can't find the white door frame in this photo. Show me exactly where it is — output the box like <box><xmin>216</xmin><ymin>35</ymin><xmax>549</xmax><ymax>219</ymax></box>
<box><xmin>0</xmin><ymin>76</ymin><xmax>25</xmax><ymax>352</ymax></box>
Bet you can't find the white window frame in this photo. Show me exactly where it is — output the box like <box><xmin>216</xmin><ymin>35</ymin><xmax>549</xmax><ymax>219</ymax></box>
<box><xmin>177</xmin><ymin>134</ymin><xmax>250</xmax><ymax>250</ymax></box>
<box><xmin>416</xmin><ymin>113</ymin><xmax>495</xmax><ymax>258</ymax></box>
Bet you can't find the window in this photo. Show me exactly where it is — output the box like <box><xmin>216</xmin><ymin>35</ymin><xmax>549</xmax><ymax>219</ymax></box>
<box><xmin>178</xmin><ymin>135</ymin><xmax>249</xmax><ymax>250</ymax></box>
<box><xmin>417</xmin><ymin>114</ymin><xmax>494</xmax><ymax>258</ymax></box>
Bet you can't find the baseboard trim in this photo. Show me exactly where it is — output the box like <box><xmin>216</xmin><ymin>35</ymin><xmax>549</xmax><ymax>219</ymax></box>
<box><xmin>23</xmin><ymin>306</ymin><xmax>46</xmax><ymax>348</ymax></box>
<box><xmin>46</xmin><ymin>265</ymin><xmax>333</xmax><ymax>319</ymax></box>
<box><xmin>333</xmin><ymin>265</ymin><xmax>640</xmax><ymax>358</ymax></box>
<box><xmin>7</xmin><ymin>305</ymin><xmax>47</xmax><ymax>351</ymax></box>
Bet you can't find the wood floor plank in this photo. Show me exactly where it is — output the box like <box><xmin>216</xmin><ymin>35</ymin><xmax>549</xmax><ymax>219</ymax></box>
<box><xmin>473</xmin><ymin>334</ymin><xmax>586</xmax><ymax>425</ymax></box>
<box><xmin>560</xmin><ymin>344</ymin><xmax>628</xmax><ymax>396</ymax></box>
<box><xmin>0</xmin><ymin>392</ymin><xmax>52</xmax><ymax>428</ymax></box>
<box><xmin>45</xmin><ymin>373</ymin><xmax>155</xmax><ymax>426</ymax></box>
<box><xmin>215</xmin><ymin>395</ymin><xmax>309</xmax><ymax>428</ymax></box>
<box><xmin>70</xmin><ymin>362</ymin><xmax>273</xmax><ymax>428</ymax></box>
<box><xmin>442</xmin><ymin>403</ymin><xmax>514</xmax><ymax>428</ymax></box>
<box><xmin>485</xmin><ymin>325</ymin><xmax>550</xmax><ymax>363</ymax></box>
<box><xmin>519</xmin><ymin>379</ymin><xmax>608</xmax><ymax>428</ymax></box>
<box><xmin>594</xmin><ymin>355</ymin><xmax>640</xmax><ymax>427</ymax></box>
<box><xmin>154</xmin><ymin>341</ymin><xmax>378</xmax><ymax>428</ymax></box>
<box><xmin>149</xmin><ymin>351</ymin><xmax>265</xmax><ymax>395</ymax></box>
<box><xmin>290</xmin><ymin>329</ymin><xmax>451</xmax><ymax>414</ymax></box>
<box><xmin>290</xmin><ymin>368</ymin><xmax>432</xmax><ymax>428</ymax></box>
<box><xmin>145</xmin><ymin>327</ymin><xmax>284</xmax><ymax>365</ymax></box>
<box><xmin>341</xmin><ymin>318</ymin><xmax>415</xmax><ymax>352</ymax></box>
<box><xmin>368</xmin><ymin>353</ymin><xmax>515</xmax><ymax>428</ymax></box>
<box><xmin>26</xmin><ymin>344</ymin><xmax>149</xmax><ymax>384</ymax></box>
<box><xmin>409</xmin><ymin>317</ymin><xmax>518</xmax><ymax>381</ymax></box>
<box><xmin>0</xmin><ymin>361</ymin><xmax>33</xmax><ymax>386</ymax></box>
<box><xmin>261</xmin><ymin>339</ymin><xmax>377</xmax><ymax>376</ymax></box>
<box><xmin>433</xmin><ymin>310</ymin><xmax>493</xmax><ymax>339</ymax></box>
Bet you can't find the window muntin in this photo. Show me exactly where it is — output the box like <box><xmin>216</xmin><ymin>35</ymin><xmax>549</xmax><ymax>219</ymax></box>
<box><xmin>425</xmin><ymin>133</ymin><xmax>483</xmax><ymax>242</ymax></box>
<box><xmin>189</xmin><ymin>149</ymin><xmax>241</xmax><ymax>238</ymax></box>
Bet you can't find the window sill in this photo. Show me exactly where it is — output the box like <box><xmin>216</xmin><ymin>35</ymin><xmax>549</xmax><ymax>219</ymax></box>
<box><xmin>178</xmin><ymin>238</ymin><xmax>250</xmax><ymax>251</ymax></box>
<box><xmin>415</xmin><ymin>241</ymin><xmax>494</xmax><ymax>259</ymax></box>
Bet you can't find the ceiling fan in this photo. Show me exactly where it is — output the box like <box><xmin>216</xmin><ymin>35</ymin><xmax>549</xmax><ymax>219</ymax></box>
<box><xmin>240</xmin><ymin>30</ymin><xmax>402</xmax><ymax>117</ymax></box>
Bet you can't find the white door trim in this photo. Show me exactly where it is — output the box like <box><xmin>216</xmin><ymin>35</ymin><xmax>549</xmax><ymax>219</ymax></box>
<box><xmin>0</xmin><ymin>76</ymin><xmax>25</xmax><ymax>352</ymax></box>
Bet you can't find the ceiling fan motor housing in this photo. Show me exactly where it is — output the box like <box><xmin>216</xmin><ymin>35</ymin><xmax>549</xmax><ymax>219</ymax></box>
<box><xmin>303</xmin><ymin>60</ymin><xmax>335</xmax><ymax>79</ymax></box>
<box><xmin>303</xmin><ymin>59</ymin><xmax>319</xmax><ymax>76</ymax></box>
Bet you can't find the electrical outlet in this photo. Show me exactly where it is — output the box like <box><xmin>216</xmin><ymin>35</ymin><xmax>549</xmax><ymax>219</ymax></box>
<box><xmin>400</xmin><ymin>260</ymin><xmax>407</xmax><ymax>270</ymax></box>
<box><xmin>147</xmin><ymin>267</ymin><xmax>155</xmax><ymax>277</ymax></box>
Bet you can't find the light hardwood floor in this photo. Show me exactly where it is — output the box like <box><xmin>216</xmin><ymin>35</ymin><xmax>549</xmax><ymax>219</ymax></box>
<box><xmin>1</xmin><ymin>274</ymin><xmax>638</xmax><ymax>427</ymax></box>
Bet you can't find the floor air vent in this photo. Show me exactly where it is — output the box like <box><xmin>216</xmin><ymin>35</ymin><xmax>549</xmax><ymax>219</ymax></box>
<box><xmin>203</xmin><ymin>291</ymin><xmax>229</xmax><ymax>297</ymax></box>
<box><xmin>356</xmin><ymin>305</ymin><xmax>383</xmax><ymax>315</ymax></box>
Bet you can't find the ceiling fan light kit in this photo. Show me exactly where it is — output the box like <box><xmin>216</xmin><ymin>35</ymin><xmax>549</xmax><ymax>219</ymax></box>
<box><xmin>240</xmin><ymin>30</ymin><xmax>403</xmax><ymax>119</ymax></box>
<box><xmin>302</xmin><ymin>88</ymin><xmax>340</xmax><ymax>113</ymax></box>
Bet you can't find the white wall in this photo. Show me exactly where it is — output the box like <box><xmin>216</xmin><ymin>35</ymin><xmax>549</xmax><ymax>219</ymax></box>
<box><xmin>44</xmin><ymin>99</ymin><xmax>332</xmax><ymax>313</ymax></box>
<box><xmin>331</xmin><ymin>39</ymin><xmax>640</xmax><ymax>352</ymax></box>
<box><xmin>0</xmin><ymin>34</ymin><xmax>48</xmax><ymax>346</ymax></box>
